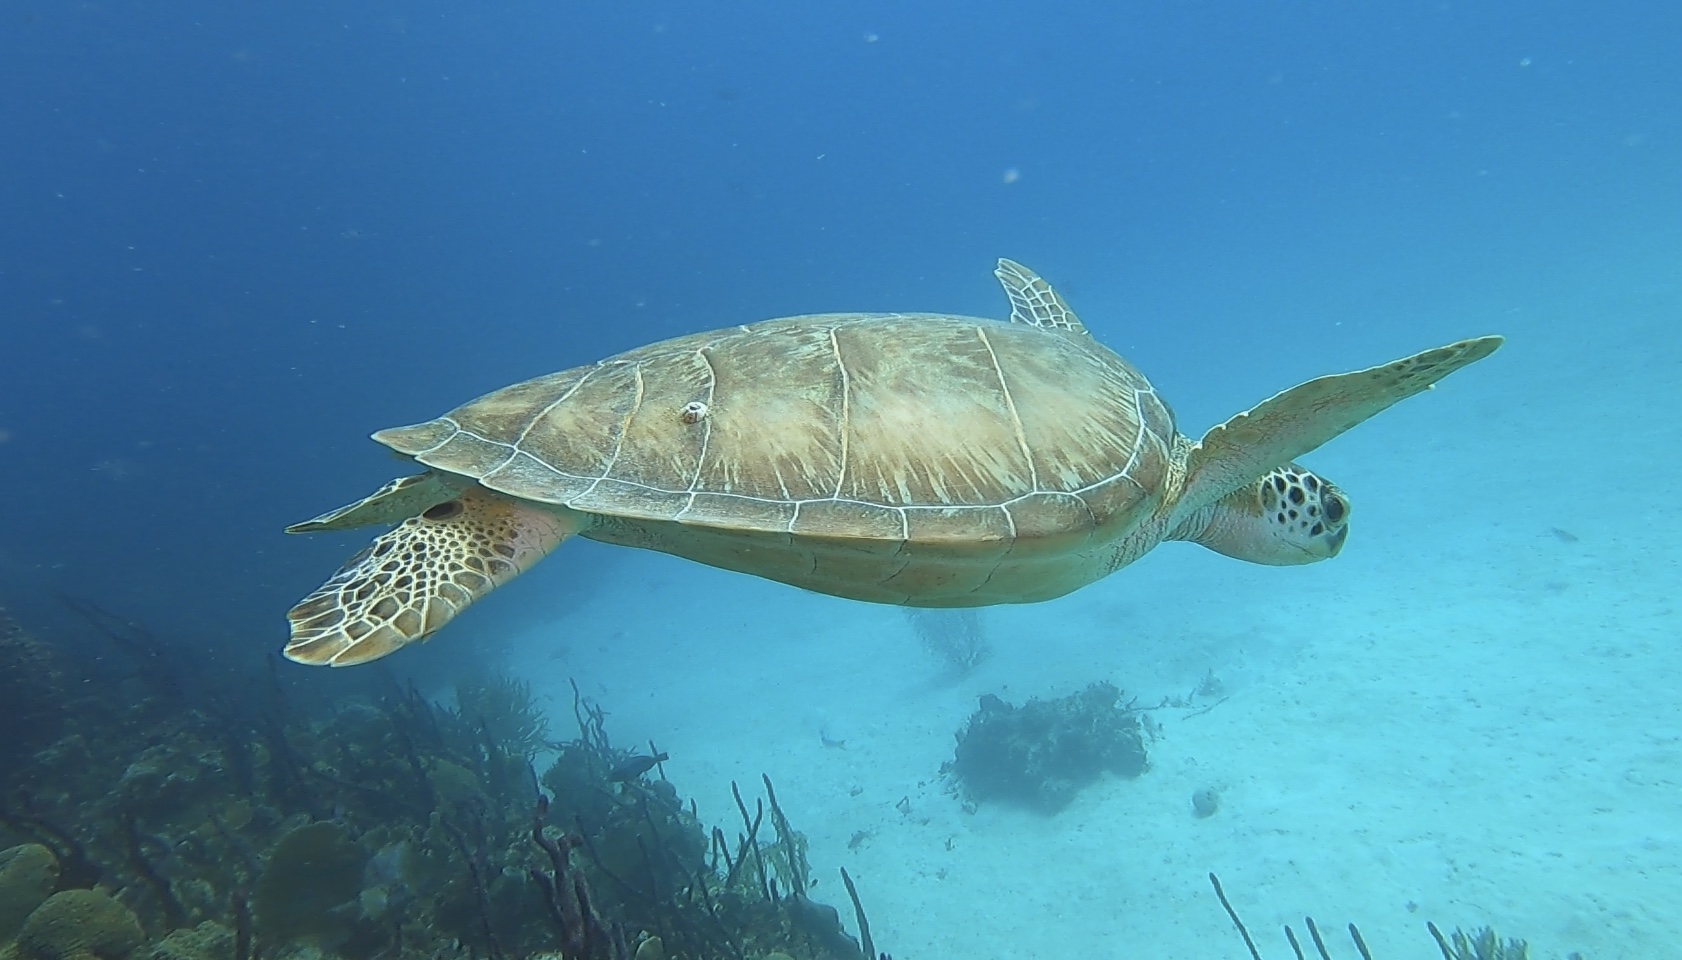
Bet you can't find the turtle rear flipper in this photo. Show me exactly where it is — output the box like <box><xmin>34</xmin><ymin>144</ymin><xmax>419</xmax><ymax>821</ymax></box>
<box><xmin>284</xmin><ymin>488</ymin><xmax>575</xmax><ymax>667</ymax></box>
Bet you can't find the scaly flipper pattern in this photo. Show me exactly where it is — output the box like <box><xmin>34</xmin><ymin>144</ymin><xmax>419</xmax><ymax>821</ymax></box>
<box><xmin>994</xmin><ymin>258</ymin><xmax>1089</xmax><ymax>334</ymax></box>
<box><xmin>285</xmin><ymin>488</ymin><xmax>573</xmax><ymax>666</ymax></box>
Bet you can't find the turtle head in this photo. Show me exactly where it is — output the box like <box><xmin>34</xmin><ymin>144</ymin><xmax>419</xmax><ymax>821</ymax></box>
<box><xmin>1175</xmin><ymin>464</ymin><xmax>1350</xmax><ymax>565</ymax></box>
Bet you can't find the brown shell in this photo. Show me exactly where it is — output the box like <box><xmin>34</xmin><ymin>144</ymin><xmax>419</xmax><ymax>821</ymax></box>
<box><xmin>375</xmin><ymin>314</ymin><xmax>1175</xmax><ymax>598</ymax></box>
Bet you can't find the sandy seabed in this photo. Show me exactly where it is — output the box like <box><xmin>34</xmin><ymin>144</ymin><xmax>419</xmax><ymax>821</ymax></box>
<box><xmin>500</xmin><ymin>328</ymin><xmax>1680</xmax><ymax>960</ymax></box>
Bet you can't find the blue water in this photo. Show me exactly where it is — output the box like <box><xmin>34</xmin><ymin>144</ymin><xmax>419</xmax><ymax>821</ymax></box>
<box><xmin>3</xmin><ymin>2</ymin><xmax>1679</xmax><ymax>954</ymax></box>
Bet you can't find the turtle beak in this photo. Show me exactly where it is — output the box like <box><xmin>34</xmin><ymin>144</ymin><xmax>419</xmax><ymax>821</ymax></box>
<box><xmin>1319</xmin><ymin>484</ymin><xmax>1350</xmax><ymax>557</ymax></box>
<box><xmin>1324</xmin><ymin>523</ymin><xmax>1349</xmax><ymax>557</ymax></box>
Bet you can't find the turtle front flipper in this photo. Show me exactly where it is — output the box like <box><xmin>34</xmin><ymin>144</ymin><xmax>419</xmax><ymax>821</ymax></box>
<box><xmin>284</xmin><ymin>488</ymin><xmax>576</xmax><ymax>667</ymax></box>
<box><xmin>1174</xmin><ymin>335</ymin><xmax>1503</xmax><ymax>521</ymax></box>
<box><xmin>285</xmin><ymin>472</ymin><xmax>467</xmax><ymax>533</ymax></box>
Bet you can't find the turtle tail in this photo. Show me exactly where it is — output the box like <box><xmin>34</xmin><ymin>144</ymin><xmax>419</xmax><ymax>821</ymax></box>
<box><xmin>284</xmin><ymin>488</ymin><xmax>573</xmax><ymax>666</ymax></box>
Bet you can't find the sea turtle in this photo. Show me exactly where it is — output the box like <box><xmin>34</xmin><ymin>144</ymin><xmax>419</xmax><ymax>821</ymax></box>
<box><xmin>284</xmin><ymin>260</ymin><xmax>1501</xmax><ymax>666</ymax></box>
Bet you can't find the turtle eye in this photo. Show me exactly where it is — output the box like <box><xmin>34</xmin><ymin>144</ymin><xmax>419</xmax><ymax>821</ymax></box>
<box><xmin>423</xmin><ymin>500</ymin><xmax>464</xmax><ymax>522</ymax></box>
<box><xmin>1322</xmin><ymin>492</ymin><xmax>1347</xmax><ymax>524</ymax></box>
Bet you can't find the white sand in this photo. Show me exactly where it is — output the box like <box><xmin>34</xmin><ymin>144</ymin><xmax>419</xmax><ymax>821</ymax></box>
<box><xmin>501</xmin><ymin>319</ymin><xmax>1681</xmax><ymax>960</ymax></box>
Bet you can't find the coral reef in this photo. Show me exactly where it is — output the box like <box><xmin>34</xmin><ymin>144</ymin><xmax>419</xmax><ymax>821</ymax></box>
<box><xmin>0</xmin><ymin>611</ymin><xmax>72</xmax><ymax>768</ymax></box>
<box><xmin>942</xmin><ymin>681</ymin><xmax>1146</xmax><ymax>813</ymax></box>
<box><xmin>140</xmin><ymin>923</ymin><xmax>234</xmax><ymax>960</ymax></box>
<box><xmin>1211</xmin><ymin>873</ymin><xmax>1561</xmax><ymax>960</ymax></box>
<box><xmin>0</xmin><ymin>845</ymin><xmax>59</xmax><ymax>943</ymax></box>
<box><xmin>531</xmin><ymin>684</ymin><xmax>859</xmax><ymax>960</ymax></box>
<box><xmin>6</xmin><ymin>888</ymin><xmax>144</xmax><ymax>960</ymax></box>
<box><xmin>0</xmin><ymin>605</ymin><xmax>878</xmax><ymax>960</ymax></box>
<box><xmin>2</xmin><ymin>600</ymin><xmax>1572</xmax><ymax>960</ymax></box>
<box><xmin>455</xmin><ymin>671</ymin><xmax>551</xmax><ymax>760</ymax></box>
<box><xmin>252</xmin><ymin>821</ymin><xmax>367</xmax><ymax>942</ymax></box>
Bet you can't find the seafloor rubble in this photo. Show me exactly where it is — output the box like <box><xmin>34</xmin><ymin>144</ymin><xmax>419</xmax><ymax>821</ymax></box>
<box><xmin>0</xmin><ymin>604</ymin><xmax>878</xmax><ymax>960</ymax></box>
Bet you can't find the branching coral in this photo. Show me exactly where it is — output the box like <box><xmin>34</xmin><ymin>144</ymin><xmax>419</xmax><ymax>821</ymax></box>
<box><xmin>454</xmin><ymin>672</ymin><xmax>551</xmax><ymax>760</ymax></box>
